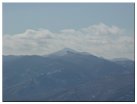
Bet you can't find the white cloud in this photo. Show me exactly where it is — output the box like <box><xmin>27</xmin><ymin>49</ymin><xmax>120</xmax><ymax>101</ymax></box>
<box><xmin>3</xmin><ymin>23</ymin><xmax>134</xmax><ymax>60</ymax></box>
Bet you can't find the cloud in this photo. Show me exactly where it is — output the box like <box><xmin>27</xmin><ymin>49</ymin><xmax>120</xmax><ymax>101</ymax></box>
<box><xmin>3</xmin><ymin>23</ymin><xmax>134</xmax><ymax>60</ymax></box>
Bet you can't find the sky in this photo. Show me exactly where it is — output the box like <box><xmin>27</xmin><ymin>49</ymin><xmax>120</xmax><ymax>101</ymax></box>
<box><xmin>3</xmin><ymin>3</ymin><xmax>135</xmax><ymax>60</ymax></box>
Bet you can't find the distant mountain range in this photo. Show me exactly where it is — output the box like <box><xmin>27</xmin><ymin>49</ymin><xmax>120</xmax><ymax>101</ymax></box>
<box><xmin>3</xmin><ymin>48</ymin><xmax>135</xmax><ymax>101</ymax></box>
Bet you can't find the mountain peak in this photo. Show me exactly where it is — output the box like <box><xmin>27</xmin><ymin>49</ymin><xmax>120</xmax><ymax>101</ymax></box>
<box><xmin>62</xmin><ymin>48</ymin><xmax>77</xmax><ymax>52</ymax></box>
<box><xmin>55</xmin><ymin>48</ymin><xmax>78</xmax><ymax>56</ymax></box>
<box><xmin>48</xmin><ymin>48</ymin><xmax>78</xmax><ymax>56</ymax></box>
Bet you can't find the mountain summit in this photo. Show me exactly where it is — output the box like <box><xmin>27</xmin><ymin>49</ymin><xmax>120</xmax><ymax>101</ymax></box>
<box><xmin>49</xmin><ymin>48</ymin><xmax>79</xmax><ymax>56</ymax></box>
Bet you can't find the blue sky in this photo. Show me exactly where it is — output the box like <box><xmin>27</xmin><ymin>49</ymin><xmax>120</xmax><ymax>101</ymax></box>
<box><xmin>3</xmin><ymin>3</ymin><xmax>135</xmax><ymax>59</ymax></box>
<box><xmin>3</xmin><ymin>3</ymin><xmax>134</xmax><ymax>34</ymax></box>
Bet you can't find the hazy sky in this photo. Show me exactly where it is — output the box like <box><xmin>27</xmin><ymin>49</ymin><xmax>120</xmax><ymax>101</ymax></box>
<box><xmin>3</xmin><ymin>3</ymin><xmax>134</xmax><ymax>60</ymax></box>
<box><xmin>3</xmin><ymin>3</ymin><xmax>134</xmax><ymax>34</ymax></box>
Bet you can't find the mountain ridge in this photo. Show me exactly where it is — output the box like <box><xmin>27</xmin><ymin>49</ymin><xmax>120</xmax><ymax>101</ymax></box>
<box><xmin>3</xmin><ymin>48</ymin><xmax>135</xmax><ymax>101</ymax></box>
<box><xmin>3</xmin><ymin>48</ymin><xmax>134</xmax><ymax>61</ymax></box>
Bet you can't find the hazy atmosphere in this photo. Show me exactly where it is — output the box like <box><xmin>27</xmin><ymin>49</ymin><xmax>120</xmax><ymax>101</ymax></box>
<box><xmin>3</xmin><ymin>3</ymin><xmax>134</xmax><ymax>60</ymax></box>
<box><xmin>3</xmin><ymin>3</ymin><xmax>135</xmax><ymax>102</ymax></box>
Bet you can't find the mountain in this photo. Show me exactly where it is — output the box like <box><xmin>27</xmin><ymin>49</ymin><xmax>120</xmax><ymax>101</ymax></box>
<box><xmin>3</xmin><ymin>48</ymin><xmax>135</xmax><ymax>101</ymax></box>
<box><xmin>112</xmin><ymin>58</ymin><xmax>132</xmax><ymax>61</ymax></box>
<box><xmin>50</xmin><ymin>48</ymin><xmax>78</xmax><ymax>56</ymax></box>
<box><xmin>111</xmin><ymin>58</ymin><xmax>135</xmax><ymax>74</ymax></box>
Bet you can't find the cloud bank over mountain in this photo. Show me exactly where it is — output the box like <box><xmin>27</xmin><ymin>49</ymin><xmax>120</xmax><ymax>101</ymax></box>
<box><xmin>3</xmin><ymin>23</ymin><xmax>134</xmax><ymax>59</ymax></box>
